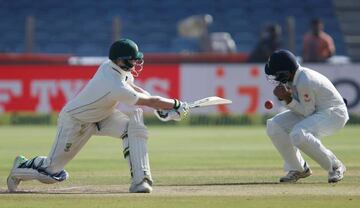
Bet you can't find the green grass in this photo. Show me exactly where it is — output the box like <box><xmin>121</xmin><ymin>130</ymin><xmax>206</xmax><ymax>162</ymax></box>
<box><xmin>1</xmin><ymin>196</ymin><xmax>359</xmax><ymax>208</ymax></box>
<box><xmin>0</xmin><ymin>125</ymin><xmax>360</xmax><ymax>208</ymax></box>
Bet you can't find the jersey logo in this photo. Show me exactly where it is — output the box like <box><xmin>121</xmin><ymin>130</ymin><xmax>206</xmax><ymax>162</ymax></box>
<box><xmin>303</xmin><ymin>94</ymin><xmax>311</xmax><ymax>102</ymax></box>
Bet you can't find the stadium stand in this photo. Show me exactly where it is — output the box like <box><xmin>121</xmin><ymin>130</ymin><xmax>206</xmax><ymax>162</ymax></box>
<box><xmin>0</xmin><ymin>0</ymin><xmax>347</xmax><ymax>57</ymax></box>
<box><xmin>334</xmin><ymin>0</ymin><xmax>360</xmax><ymax>61</ymax></box>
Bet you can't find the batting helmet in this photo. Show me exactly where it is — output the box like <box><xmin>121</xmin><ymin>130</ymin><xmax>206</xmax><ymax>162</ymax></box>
<box><xmin>265</xmin><ymin>49</ymin><xmax>299</xmax><ymax>84</ymax></box>
<box><xmin>109</xmin><ymin>39</ymin><xmax>144</xmax><ymax>74</ymax></box>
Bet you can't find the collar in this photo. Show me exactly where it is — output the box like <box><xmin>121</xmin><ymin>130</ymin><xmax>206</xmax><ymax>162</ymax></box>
<box><xmin>108</xmin><ymin>59</ymin><xmax>125</xmax><ymax>75</ymax></box>
<box><xmin>107</xmin><ymin>59</ymin><xmax>132</xmax><ymax>82</ymax></box>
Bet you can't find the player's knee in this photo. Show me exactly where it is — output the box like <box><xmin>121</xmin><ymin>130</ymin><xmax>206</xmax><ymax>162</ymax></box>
<box><xmin>129</xmin><ymin>125</ymin><xmax>148</xmax><ymax>139</ymax></box>
<box><xmin>266</xmin><ymin>119</ymin><xmax>284</xmax><ymax>138</ymax></box>
<box><xmin>128</xmin><ymin>108</ymin><xmax>148</xmax><ymax>140</ymax></box>
<box><xmin>289</xmin><ymin>127</ymin><xmax>307</xmax><ymax>147</ymax></box>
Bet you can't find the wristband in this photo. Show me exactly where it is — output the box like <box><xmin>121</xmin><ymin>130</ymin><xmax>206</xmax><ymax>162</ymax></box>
<box><xmin>173</xmin><ymin>99</ymin><xmax>180</xmax><ymax>109</ymax></box>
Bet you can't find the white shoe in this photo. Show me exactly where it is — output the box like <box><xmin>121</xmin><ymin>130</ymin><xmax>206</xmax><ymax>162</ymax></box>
<box><xmin>280</xmin><ymin>162</ymin><xmax>312</xmax><ymax>183</ymax></box>
<box><xmin>328</xmin><ymin>162</ymin><xmax>346</xmax><ymax>183</ymax></box>
<box><xmin>7</xmin><ymin>155</ymin><xmax>28</xmax><ymax>192</ymax></box>
<box><xmin>129</xmin><ymin>179</ymin><xmax>153</xmax><ymax>193</ymax></box>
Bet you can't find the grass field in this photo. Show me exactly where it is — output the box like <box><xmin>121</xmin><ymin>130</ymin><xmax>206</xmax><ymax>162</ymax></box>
<box><xmin>0</xmin><ymin>125</ymin><xmax>359</xmax><ymax>208</ymax></box>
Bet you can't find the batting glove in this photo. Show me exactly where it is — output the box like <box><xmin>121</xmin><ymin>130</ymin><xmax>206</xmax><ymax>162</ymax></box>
<box><xmin>154</xmin><ymin>109</ymin><xmax>181</xmax><ymax>122</ymax></box>
<box><xmin>173</xmin><ymin>99</ymin><xmax>189</xmax><ymax>117</ymax></box>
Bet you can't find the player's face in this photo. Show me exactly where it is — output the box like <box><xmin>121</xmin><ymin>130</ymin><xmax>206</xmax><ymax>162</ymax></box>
<box><xmin>116</xmin><ymin>59</ymin><xmax>144</xmax><ymax>77</ymax></box>
<box><xmin>128</xmin><ymin>59</ymin><xmax>143</xmax><ymax>67</ymax></box>
<box><xmin>266</xmin><ymin>71</ymin><xmax>295</xmax><ymax>85</ymax></box>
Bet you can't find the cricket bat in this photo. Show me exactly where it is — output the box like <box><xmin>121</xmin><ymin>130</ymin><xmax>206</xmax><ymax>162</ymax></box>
<box><xmin>188</xmin><ymin>96</ymin><xmax>232</xmax><ymax>109</ymax></box>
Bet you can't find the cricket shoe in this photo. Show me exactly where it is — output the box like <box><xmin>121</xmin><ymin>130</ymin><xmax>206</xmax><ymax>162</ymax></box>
<box><xmin>129</xmin><ymin>179</ymin><xmax>153</xmax><ymax>193</ymax></box>
<box><xmin>280</xmin><ymin>162</ymin><xmax>312</xmax><ymax>183</ymax></box>
<box><xmin>7</xmin><ymin>155</ymin><xmax>28</xmax><ymax>192</ymax></box>
<box><xmin>328</xmin><ymin>161</ymin><xmax>346</xmax><ymax>183</ymax></box>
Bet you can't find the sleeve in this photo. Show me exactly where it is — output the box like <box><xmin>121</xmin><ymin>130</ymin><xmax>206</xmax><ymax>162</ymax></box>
<box><xmin>285</xmin><ymin>78</ymin><xmax>316</xmax><ymax>117</ymax></box>
<box><xmin>128</xmin><ymin>76</ymin><xmax>152</xmax><ymax>96</ymax></box>
<box><xmin>113</xmin><ymin>82</ymin><xmax>147</xmax><ymax>106</ymax></box>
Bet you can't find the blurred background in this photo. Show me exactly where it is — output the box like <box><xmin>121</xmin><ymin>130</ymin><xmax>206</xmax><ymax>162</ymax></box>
<box><xmin>0</xmin><ymin>0</ymin><xmax>360</xmax><ymax>125</ymax></box>
<box><xmin>0</xmin><ymin>0</ymin><xmax>358</xmax><ymax>58</ymax></box>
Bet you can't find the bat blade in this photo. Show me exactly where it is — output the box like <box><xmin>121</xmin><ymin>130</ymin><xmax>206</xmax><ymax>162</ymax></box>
<box><xmin>188</xmin><ymin>96</ymin><xmax>232</xmax><ymax>109</ymax></box>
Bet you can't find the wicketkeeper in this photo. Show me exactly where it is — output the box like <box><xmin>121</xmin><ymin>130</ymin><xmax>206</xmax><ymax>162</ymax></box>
<box><xmin>7</xmin><ymin>39</ymin><xmax>188</xmax><ymax>193</ymax></box>
<box><xmin>265</xmin><ymin>50</ymin><xmax>348</xmax><ymax>183</ymax></box>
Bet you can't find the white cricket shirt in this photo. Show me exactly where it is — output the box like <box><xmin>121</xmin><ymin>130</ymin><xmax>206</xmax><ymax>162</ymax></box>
<box><xmin>63</xmin><ymin>60</ymin><xmax>141</xmax><ymax>123</ymax></box>
<box><xmin>285</xmin><ymin>67</ymin><xmax>346</xmax><ymax>117</ymax></box>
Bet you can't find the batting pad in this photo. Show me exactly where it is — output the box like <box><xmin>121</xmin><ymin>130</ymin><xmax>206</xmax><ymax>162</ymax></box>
<box><xmin>127</xmin><ymin>108</ymin><xmax>152</xmax><ymax>185</ymax></box>
<box><xmin>122</xmin><ymin>134</ymin><xmax>132</xmax><ymax>176</ymax></box>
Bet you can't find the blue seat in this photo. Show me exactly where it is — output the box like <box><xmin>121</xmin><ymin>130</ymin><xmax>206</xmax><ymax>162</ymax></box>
<box><xmin>171</xmin><ymin>37</ymin><xmax>200</xmax><ymax>53</ymax></box>
<box><xmin>0</xmin><ymin>0</ymin><xmax>346</xmax><ymax>55</ymax></box>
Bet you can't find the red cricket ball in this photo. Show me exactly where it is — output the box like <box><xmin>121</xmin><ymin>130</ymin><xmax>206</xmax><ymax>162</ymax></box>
<box><xmin>264</xmin><ymin>100</ymin><xmax>274</xmax><ymax>110</ymax></box>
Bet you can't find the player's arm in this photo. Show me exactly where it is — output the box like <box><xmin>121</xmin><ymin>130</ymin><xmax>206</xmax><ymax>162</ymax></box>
<box><xmin>273</xmin><ymin>84</ymin><xmax>292</xmax><ymax>104</ymax></box>
<box><xmin>136</xmin><ymin>95</ymin><xmax>188</xmax><ymax>122</ymax></box>
<box><xmin>128</xmin><ymin>82</ymin><xmax>183</xmax><ymax>110</ymax></box>
<box><xmin>136</xmin><ymin>96</ymin><xmax>181</xmax><ymax>110</ymax></box>
<box><xmin>285</xmin><ymin>82</ymin><xmax>316</xmax><ymax>117</ymax></box>
<box><xmin>325</xmin><ymin>35</ymin><xmax>335</xmax><ymax>58</ymax></box>
<box><xmin>116</xmin><ymin>83</ymin><xmax>188</xmax><ymax>121</ymax></box>
<box><xmin>114</xmin><ymin>83</ymin><xmax>180</xmax><ymax>109</ymax></box>
<box><xmin>129</xmin><ymin>82</ymin><xmax>151</xmax><ymax>96</ymax></box>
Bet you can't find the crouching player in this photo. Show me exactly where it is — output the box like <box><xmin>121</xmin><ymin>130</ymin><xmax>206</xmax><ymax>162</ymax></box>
<box><xmin>265</xmin><ymin>50</ymin><xmax>348</xmax><ymax>183</ymax></box>
<box><xmin>7</xmin><ymin>39</ymin><xmax>188</xmax><ymax>193</ymax></box>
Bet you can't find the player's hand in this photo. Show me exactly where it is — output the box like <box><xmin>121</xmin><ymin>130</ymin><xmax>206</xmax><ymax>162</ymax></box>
<box><xmin>154</xmin><ymin>109</ymin><xmax>181</xmax><ymax>122</ymax></box>
<box><xmin>173</xmin><ymin>99</ymin><xmax>189</xmax><ymax>117</ymax></box>
<box><xmin>273</xmin><ymin>84</ymin><xmax>292</xmax><ymax>104</ymax></box>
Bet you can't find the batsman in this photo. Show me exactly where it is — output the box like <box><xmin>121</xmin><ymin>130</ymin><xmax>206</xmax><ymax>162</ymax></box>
<box><xmin>7</xmin><ymin>39</ymin><xmax>188</xmax><ymax>193</ymax></box>
<box><xmin>265</xmin><ymin>50</ymin><xmax>348</xmax><ymax>183</ymax></box>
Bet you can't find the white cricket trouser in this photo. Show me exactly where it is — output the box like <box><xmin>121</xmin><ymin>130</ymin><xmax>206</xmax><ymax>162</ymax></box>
<box><xmin>44</xmin><ymin>110</ymin><xmax>129</xmax><ymax>174</ymax></box>
<box><xmin>266</xmin><ymin>105</ymin><xmax>348</xmax><ymax>172</ymax></box>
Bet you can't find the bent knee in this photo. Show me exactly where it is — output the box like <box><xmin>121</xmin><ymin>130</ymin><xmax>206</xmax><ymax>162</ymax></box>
<box><xmin>128</xmin><ymin>108</ymin><xmax>148</xmax><ymax>139</ymax></box>
<box><xmin>128</xmin><ymin>124</ymin><xmax>148</xmax><ymax>139</ymax></box>
<box><xmin>289</xmin><ymin>128</ymin><xmax>308</xmax><ymax>146</ymax></box>
<box><xmin>266</xmin><ymin>119</ymin><xmax>285</xmax><ymax>138</ymax></box>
